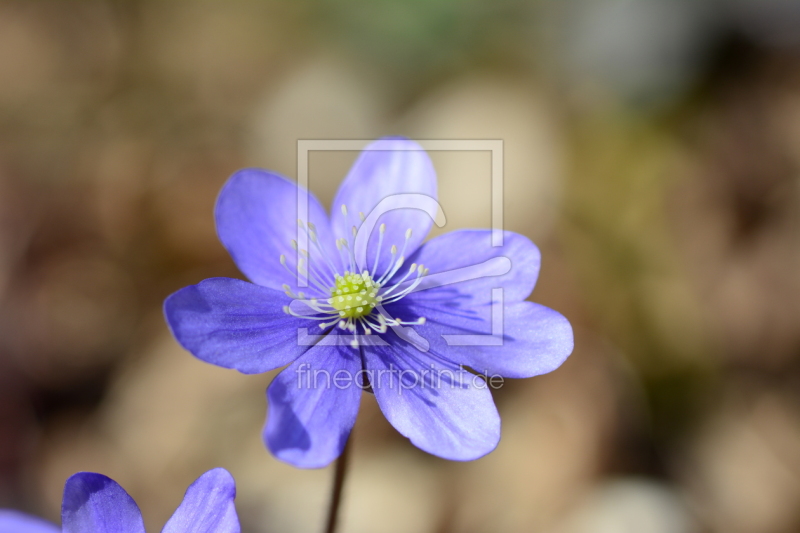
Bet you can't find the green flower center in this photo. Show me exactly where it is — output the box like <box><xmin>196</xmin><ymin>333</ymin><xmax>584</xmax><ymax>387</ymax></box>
<box><xmin>328</xmin><ymin>271</ymin><xmax>381</xmax><ymax>318</ymax></box>
<box><xmin>280</xmin><ymin>207</ymin><xmax>429</xmax><ymax>348</ymax></box>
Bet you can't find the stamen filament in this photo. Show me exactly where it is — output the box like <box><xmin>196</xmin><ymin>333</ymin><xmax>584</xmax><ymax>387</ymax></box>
<box><xmin>299</xmin><ymin>248</ymin><xmax>336</xmax><ymax>291</ymax></box>
<box><xmin>376</xmin><ymin>229</ymin><xmax>411</xmax><ymax>284</ymax></box>
<box><xmin>379</xmin><ymin>256</ymin><xmax>405</xmax><ymax>286</ymax></box>
<box><xmin>283</xmin><ymin>305</ymin><xmax>338</xmax><ymax>320</ymax></box>
<box><xmin>380</xmin><ymin>263</ymin><xmax>417</xmax><ymax>298</ymax></box>
<box><xmin>378</xmin><ymin>245</ymin><xmax>398</xmax><ymax>281</ymax></box>
<box><xmin>382</xmin><ymin>266</ymin><xmax>429</xmax><ymax>304</ymax></box>
<box><xmin>372</xmin><ymin>223</ymin><xmax>385</xmax><ymax>275</ymax></box>
<box><xmin>335</xmin><ymin>239</ymin><xmax>353</xmax><ymax>273</ymax></box>
<box><xmin>279</xmin><ymin>255</ymin><xmax>297</xmax><ymax>282</ymax></box>
<box><xmin>339</xmin><ymin>238</ymin><xmax>357</xmax><ymax>273</ymax></box>
<box><xmin>296</xmin><ymin>256</ymin><xmax>330</xmax><ymax>295</ymax></box>
<box><xmin>300</xmin><ymin>220</ymin><xmax>339</xmax><ymax>281</ymax></box>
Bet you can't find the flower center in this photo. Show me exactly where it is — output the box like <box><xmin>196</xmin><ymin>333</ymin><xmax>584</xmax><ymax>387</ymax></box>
<box><xmin>329</xmin><ymin>271</ymin><xmax>380</xmax><ymax>318</ymax></box>
<box><xmin>279</xmin><ymin>204</ymin><xmax>428</xmax><ymax>348</ymax></box>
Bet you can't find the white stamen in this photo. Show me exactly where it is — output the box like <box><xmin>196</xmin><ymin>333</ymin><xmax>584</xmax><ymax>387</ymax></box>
<box><xmin>380</xmin><ymin>256</ymin><xmax>405</xmax><ymax>286</ymax></box>
<box><xmin>378</xmin><ymin>245</ymin><xmax>398</xmax><ymax>281</ymax></box>
<box><xmin>382</xmin><ymin>264</ymin><xmax>428</xmax><ymax>304</ymax></box>
<box><xmin>379</xmin><ymin>228</ymin><xmax>413</xmax><ymax>284</ymax></box>
<box><xmin>279</xmin><ymin>219</ymin><xmax>428</xmax><ymax>341</ymax></box>
<box><xmin>380</xmin><ymin>263</ymin><xmax>417</xmax><ymax>298</ymax></box>
<box><xmin>372</xmin><ymin>223</ymin><xmax>386</xmax><ymax>274</ymax></box>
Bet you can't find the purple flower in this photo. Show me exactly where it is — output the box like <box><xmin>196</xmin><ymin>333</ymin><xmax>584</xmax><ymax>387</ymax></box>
<box><xmin>164</xmin><ymin>138</ymin><xmax>573</xmax><ymax>468</ymax></box>
<box><xmin>0</xmin><ymin>468</ymin><xmax>239</xmax><ymax>533</ymax></box>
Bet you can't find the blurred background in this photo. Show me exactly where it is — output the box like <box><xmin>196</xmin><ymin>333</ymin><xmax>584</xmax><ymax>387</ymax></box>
<box><xmin>1</xmin><ymin>1</ymin><xmax>800</xmax><ymax>532</ymax></box>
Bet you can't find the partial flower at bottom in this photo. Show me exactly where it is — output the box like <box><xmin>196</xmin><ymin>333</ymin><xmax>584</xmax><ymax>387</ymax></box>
<box><xmin>0</xmin><ymin>468</ymin><xmax>240</xmax><ymax>533</ymax></box>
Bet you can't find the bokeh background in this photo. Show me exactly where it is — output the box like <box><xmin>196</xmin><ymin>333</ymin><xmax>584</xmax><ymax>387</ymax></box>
<box><xmin>1</xmin><ymin>1</ymin><xmax>800</xmax><ymax>532</ymax></box>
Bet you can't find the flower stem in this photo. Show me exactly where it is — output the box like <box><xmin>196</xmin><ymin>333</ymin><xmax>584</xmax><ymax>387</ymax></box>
<box><xmin>324</xmin><ymin>435</ymin><xmax>352</xmax><ymax>533</ymax></box>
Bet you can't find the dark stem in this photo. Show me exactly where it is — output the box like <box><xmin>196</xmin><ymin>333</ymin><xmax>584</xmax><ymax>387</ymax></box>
<box><xmin>324</xmin><ymin>435</ymin><xmax>352</xmax><ymax>533</ymax></box>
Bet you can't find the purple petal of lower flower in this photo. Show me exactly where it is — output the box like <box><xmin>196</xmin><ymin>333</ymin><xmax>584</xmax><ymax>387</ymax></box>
<box><xmin>264</xmin><ymin>342</ymin><xmax>362</xmax><ymax>468</ymax></box>
<box><xmin>403</xmin><ymin>229</ymin><xmax>541</xmax><ymax>304</ymax></box>
<box><xmin>164</xmin><ymin>278</ymin><xmax>310</xmax><ymax>374</ymax></box>
<box><xmin>61</xmin><ymin>473</ymin><xmax>145</xmax><ymax>533</ymax></box>
<box><xmin>0</xmin><ymin>511</ymin><xmax>60</xmax><ymax>533</ymax></box>
<box><xmin>162</xmin><ymin>469</ymin><xmax>239</xmax><ymax>533</ymax></box>
<box><xmin>395</xmin><ymin>297</ymin><xmax>574</xmax><ymax>378</ymax></box>
<box><xmin>363</xmin><ymin>335</ymin><xmax>501</xmax><ymax>461</ymax></box>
